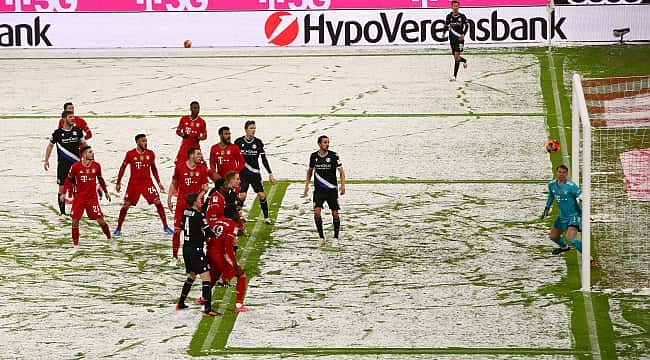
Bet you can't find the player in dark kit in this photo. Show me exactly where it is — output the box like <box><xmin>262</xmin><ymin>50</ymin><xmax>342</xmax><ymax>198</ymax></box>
<box><xmin>114</xmin><ymin>134</ymin><xmax>172</xmax><ymax>236</ymax></box>
<box><xmin>44</xmin><ymin>110</ymin><xmax>86</xmax><ymax>219</ymax></box>
<box><xmin>303</xmin><ymin>135</ymin><xmax>346</xmax><ymax>247</ymax></box>
<box><xmin>176</xmin><ymin>192</ymin><xmax>219</xmax><ymax>317</ymax></box>
<box><xmin>445</xmin><ymin>0</ymin><xmax>468</xmax><ymax>81</ymax></box>
<box><xmin>235</xmin><ymin>121</ymin><xmax>276</xmax><ymax>224</ymax></box>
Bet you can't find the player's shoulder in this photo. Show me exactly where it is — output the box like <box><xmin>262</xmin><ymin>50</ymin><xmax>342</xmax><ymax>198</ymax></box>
<box><xmin>548</xmin><ymin>179</ymin><xmax>558</xmax><ymax>187</ymax></box>
<box><xmin>328</xmin><ymin>150</ymin><xmax>339</xmax><ymax>157</ymax></box>
<box><xmin>234</xmin><ymin>136</ymin><xmax>245</xmax><ymax>143</ymax></box>
<box><xmin>310</xmin><ymin>150</ymin><xmax>319</xmax><ymax>158</ymax></box>
<box><xmin>566</xmin><ymin>180</ymin><xmax>579</xmax><ymax>188</ymax></box>
<box><xmin>145</xmin><ymin>149</ymin><xmax>156</xmax><ymax>157</ymax></box>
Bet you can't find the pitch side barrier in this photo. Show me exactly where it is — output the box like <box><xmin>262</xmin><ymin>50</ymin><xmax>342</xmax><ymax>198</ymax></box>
<box><xmin>0</xmin><ymin>1</ymin><xmax>647</xmax><ymax>48</ymax></box>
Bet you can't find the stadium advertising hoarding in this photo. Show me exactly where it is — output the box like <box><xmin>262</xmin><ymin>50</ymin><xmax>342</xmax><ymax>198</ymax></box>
<box><xmin>0</xmin><ymin>0</ymin><xmax>549</xmax><ymax>12</ymax></box>
<box><xmin>0</xmin><ymin>3</ymin><xmax>648</xmax><ymax>47</ymax></box>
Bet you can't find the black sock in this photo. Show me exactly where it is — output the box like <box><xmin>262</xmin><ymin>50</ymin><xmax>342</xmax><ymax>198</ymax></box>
<box><xmin>333</xmin><ymin>217</ymin><xmax>340</xmax><ymax>239</ymax></box>
<box><xmin>454</xmin><ymin>60</ymin><xmax>460</xmax><ymax>78</ymax></box>
<box><xmin>260</xmin><ymin>198</ymin><xmax>269</xmax><ymax>218</ymax></box>
<box><xmin>460</xmin><ymin>56</ymin><xmax>467</xmax><ymax>63</ymax></box>
<box><xmin>57</xmin><ymin>193</ymin><xmax>66</xmax><ymax>215</ymax></box>
<box><xmin>314</xmin><ymin>216</ymin><xmax>324</xmax><ymax>239</ymax></box>
<box><xmin>178</xmin><ymin>277</ymin><xmax>194</xmax><ymax>305</ymax></box>
<box><xmin>202</xmin><ymin>281</ymin><xmax>213</xmax><ymax>312</ymax></box>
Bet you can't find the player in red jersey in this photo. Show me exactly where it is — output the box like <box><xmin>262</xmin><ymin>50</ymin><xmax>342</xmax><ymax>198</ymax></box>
<box><xmin>113</xmin><ymin>134</ymin><xmax>172</xmax><ymax>236</ymax></box>
<box><xmin>175</xmin><ymin>101</ymin><xmax>207</xmax><ymax>164</ymax></box>
<box><xmin>58</xmin><ymin>102</ymin><xmax>92</xmax><ymax>140</ymax></box>
<box><xmin>209</xmin><ymin>126</ymin><xmax>245</xmax><ymax>182</ymax></box>
<box><xmin>62</xmin><ymin>145</ymin><xmax>115</xmax><ymax>253</ymax></box>
<box><xmin>209</xmin><ymin>206</ymin><xmax>249</xmax><ymax>313</ymax></box>
<box><xmin>168</xmin><ymin>147</ymin><xmax>210</xmax><ymax>264</ymax></box>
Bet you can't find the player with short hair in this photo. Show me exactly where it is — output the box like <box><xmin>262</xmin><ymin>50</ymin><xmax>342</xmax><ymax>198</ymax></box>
<box><xmin>208</xmin><ymin>205</ymin><xmax>249</xmax><ymax>313</ymax></box>
<box><xmin>168</xmin><ymin>147</ymin><xmax>210</xmax><ymax>265</ymax></box>
<box><xmin>235</xmin><ymin>120</ymin><xmax>276</xmax><ymax>224</ymax></box>
<box><xmin>58</xmin><ymin>102</ymin><xmax>92</xmax><ymax>140</ymax></box>
<box><xmin>541</xmin><ymin>164</ymin><xmax>584</xmax><ymax>255</ymax></box>
<box><xmin>175</xmin><ymin>101</ymin><xmax>207</xmax><ymax>163</ymax></box>
<box><xmin>445</xmin><ymin>0</ymin><xmax>468</xmax><ymax>81</ymax></box>
<box><xmin>114</xmin><ymin>134</ymin><xmax>172</xmax><ymax>236</ymax></box>
<box><xmin>175</xmin><ymin>192</ymin><xmax>219</xmax><ymax>317</ymax></box>
<box><xmin>209</xmin><ymin>126</ymin><xmax>245</xmax><ymax>182</ymax></box>
<box><xmin>62</xmin><ymin>145</ymin><xmax>115</xmax><ymax>253</ymax></box>
<box><xmin>303</xmin><ymin>135</ymin><xmax>346</xmax><ymax>247</ymax></box>
<box><xmin>44</xmin><ymin>110</ymin><xmax>86</xmax><ymax>219</ymax></box>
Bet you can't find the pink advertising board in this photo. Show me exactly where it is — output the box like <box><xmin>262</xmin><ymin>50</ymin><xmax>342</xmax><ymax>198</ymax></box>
<box><xmin>0</xmin><ymin>0</ymin><xmax>549</xmax><ymax>13</ymax></box>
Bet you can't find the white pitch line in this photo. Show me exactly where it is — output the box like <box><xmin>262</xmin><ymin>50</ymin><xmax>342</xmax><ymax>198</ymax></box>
<box><xmin>200</xmin><ymin>185</ymin><xmax>278</xmax><ymax>353</ymax></box>
<box><xmin>547</xmin><ymin>50</ymin><xmax>601</xmax><ymax>360</ymax></box>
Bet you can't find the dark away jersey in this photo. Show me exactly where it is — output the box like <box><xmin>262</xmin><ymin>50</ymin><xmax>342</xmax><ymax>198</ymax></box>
<box><xmin>309</xmin><ymin>150</ymin><xmax>342</xmax><ymax>191</ymax></box>
<box><xmin>235</xmin><ymin>136</ymin><xmax>269</xmax><ymax>177</ymax></box>
<box><xmin>445</xmin><ymin>12</ymin><xmax>468</xmax><ymax>39</ymax></box>
<box><xmin>50</xmin><ymin>126</ymin><xmax>84</xmax><ymax>164</ymax></box>
<box><xmin>182</xmin><ymin>207</ymin><xmax>213</xmax><ymax>248</ymax></box>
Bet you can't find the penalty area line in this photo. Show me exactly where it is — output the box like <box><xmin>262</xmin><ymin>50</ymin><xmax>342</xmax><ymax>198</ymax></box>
<box><xmin>199</xmin><ymin>184</ymin><xmax>278</xmax><ymax>353</ymax></box>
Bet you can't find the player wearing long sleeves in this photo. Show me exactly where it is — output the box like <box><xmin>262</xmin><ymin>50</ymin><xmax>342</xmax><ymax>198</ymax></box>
<box><xmin>303</xmin><ymin>135</ymin><xmax>346</xmax><ymax>247</ymax></box>
<box><xmin>114</xmin><ymin>134</ymin><xmax>172</xmax><ymax>236</ymax></box>
<box><xmin>444</xmin><ymin>0</ymin><xmax>468</xmax><ymax>81</ymax></box>
<box><xmin>57</xmin><ymin>102</ymin><xmax>92</xmax><ymax>140</ymax></box>
<box><xmin>62</xmin><ymin>145</ymin><xmax>115</xmax><ymax>253</ymax></box>
<box><xmin>176</xmin><ymin>192</ymin><xmax>219</xmax><ymax>317</ymax></box>
<box><xmin>235</xmin><ymin>120</ymin><xmax>276</xmax><ymax>224</ymax></box>
<box><xmin>175</xmin><ymin>101</ymin><xmax>207</xmax><ymax>163</ymax></box>
<box><xmin>541</xmin><ymin>164</ymin><xmax>583</xmax><ymax>255</ymax></box>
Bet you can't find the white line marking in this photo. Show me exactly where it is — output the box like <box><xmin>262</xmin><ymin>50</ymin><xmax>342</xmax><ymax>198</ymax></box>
<box><xmin>200</xmin><ymin>185</ymin><xmax>277</xmax><ymax>352</ymax></box>
<box><xmin>548</xmin><ymin>50</ymin><xmax>601</xmax><ymax>360</ymax></box>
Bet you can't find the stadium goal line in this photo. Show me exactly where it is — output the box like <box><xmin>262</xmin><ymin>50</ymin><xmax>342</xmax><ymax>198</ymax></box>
<box><xmin>572</xmin><ymin>74</ymin><xmax>650</xmax><ymax>292</ymax></box>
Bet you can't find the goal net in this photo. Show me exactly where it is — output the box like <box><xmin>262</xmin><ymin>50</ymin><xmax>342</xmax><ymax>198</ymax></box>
<box><xmin>572</xmin><ymin>74</ymin><xmax>650</xmax><ymax>291</ymax></box>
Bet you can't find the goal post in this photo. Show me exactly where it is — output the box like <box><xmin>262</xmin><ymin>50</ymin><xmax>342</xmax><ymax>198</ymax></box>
<box><xmin>572</xmin><ymin>73</ymin><xmax>650</xmax><ymax>292</ymax></box>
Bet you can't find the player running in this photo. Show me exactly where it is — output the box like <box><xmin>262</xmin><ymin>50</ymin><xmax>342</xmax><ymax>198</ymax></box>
<box><xmin>235</xmin><ymin>120</ymin><xmax>276</xmax><ymax>224</ymax></box>
<box><xmin>175</xmin><ymin>101</ymin><xmax>207</xmax><ymax>164</ymax></box>
<box><xmin>58</xmin><ymin>102</ymin><xmax>92</xmax><ymax>140</ymax></box>
<box><xmin>541</xmin><ymin>165</ymin><xmax>584</xmax><ymax>256</ymax></box>
<box><xmin>303</xmin><ymin>135</ymin><xmax>346</xmax><ymax>247</ymax></box>
<box><xmin>44</xmin><ymin>110</ymin><xmax>86</xmax><ymax>219</ymax></box>
<box><xmin>62</xmin><ymin>145</ymin><xmax>115</xmax><ymax>253</ymax></box>
<box><xmin>445</xmin><ymin>0</ymin><xmax>468</xmax><ymax>81</ymax></box>
<box><xmin>168</xmin><ymin>148</ymin><xmax>210</xmax><ymax>265</ymax></box>
<box><xmin>114</xmin><ymin>134</ymin><xmax>173</xmax><ymax>236</ymax></box>
<box><xmin>175</xmin><ymin>192</ymin><xmax>220</xmax><ymax>317</ymax></box>
<box><xmin>209</xmin><ymin>126</ymin><xmax>245</xmax><ymax>182</ymax></box>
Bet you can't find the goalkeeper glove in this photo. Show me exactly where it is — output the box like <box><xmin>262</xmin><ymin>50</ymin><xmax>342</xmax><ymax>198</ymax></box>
<box><xmin>541</xmin><ymin>207</ymin><xmax>550</xmax><ymax>220</ymax></box>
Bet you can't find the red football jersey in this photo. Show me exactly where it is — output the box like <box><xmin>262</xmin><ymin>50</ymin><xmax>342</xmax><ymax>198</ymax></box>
<box><xmin>176</xmin><ymin>115</ymin><xmax>207</xmax><ymax>148</ymax></box>
<box><xmin>117</xmin><ymin>149</ymin><xmax>161</xmax><ymax>185</ymax></box>
<box><xmin>64</xmin><ymin>161</ymin><xmax>106</xmax><ymax>198</ymax></box>
<box><xmin>58</xmin><ymin>116</ymin><xmax>92</xmax><ymax>140</ymax></box>
<box><xmin>205</xmin><ymin>191</ymin><xmax>226</xmax><ymax>226</ymax></box>
<box><xmin>211</xmin><ymin>218</ymin><xmax>238</xmax><ymax>260</ymax></box>
<box><xmin>209</xmin><ymin>143</ymin><xmax>245</xmax><ymax>179</ymax></box>
<box><xmin>172</xmin><ymin>161</ymin><xmax>209</xmax><ymax>199</ymax></box>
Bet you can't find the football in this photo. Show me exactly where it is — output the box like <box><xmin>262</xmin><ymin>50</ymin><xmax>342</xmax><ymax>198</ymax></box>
<box><xmin>545</xmin><ymin>139</ymin><xmax>561</xmax><ymax>154</ymax></box>
<box><xmin>183</xmin><ymin>39</ymin><xmax>192</xmax><ymax>48</ymax></box>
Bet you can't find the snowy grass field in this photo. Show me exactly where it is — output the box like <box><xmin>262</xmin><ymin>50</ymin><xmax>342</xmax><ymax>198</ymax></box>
<box><xmin>0</xmin><ymin>46</ymin><xmax>648</xmax><ymax>359</ymax></box>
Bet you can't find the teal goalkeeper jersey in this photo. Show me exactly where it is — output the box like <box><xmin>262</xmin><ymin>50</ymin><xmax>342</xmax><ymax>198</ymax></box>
<box><xmin>545</xmin><ymin>179</ymin><xmax>582</xmax><ymax>218</ymax></box>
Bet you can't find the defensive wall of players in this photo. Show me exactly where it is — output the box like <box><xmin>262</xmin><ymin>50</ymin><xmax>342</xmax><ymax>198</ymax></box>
<box><xmin>0</xmin><ymin>0</ymin><xmax>648</xmax><ymax>48</ymax></box>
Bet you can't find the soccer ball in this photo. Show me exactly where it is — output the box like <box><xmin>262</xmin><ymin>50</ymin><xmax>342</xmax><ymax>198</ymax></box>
<box><xmin>545</xmin><ymin>139</ymin><xmax>561</xmax><ymax>154</ymax></box>
<box><xmin>183</xmin><ymin>39</ymin><xmax>192</xmax><ymax>48</ymax></box>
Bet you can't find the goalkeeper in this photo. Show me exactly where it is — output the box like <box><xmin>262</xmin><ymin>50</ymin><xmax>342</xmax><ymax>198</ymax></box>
<box><xmin>540</xmin><ymin>165</ymin><xmax>583</xmax><ymax>255</ymax></box>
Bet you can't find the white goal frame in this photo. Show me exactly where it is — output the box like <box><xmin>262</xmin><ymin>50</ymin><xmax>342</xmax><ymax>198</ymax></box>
<box><xmin>571</xmin><ymin>73</ymin><xmax>592</xmax><ymax>291</ymax></box>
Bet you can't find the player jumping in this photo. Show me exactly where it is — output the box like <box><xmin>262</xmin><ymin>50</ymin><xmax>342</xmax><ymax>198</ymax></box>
<box><xmin>114</xmin><ymin>134</ymin><xmax>173</xmax><ymax>236</ymax></box>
